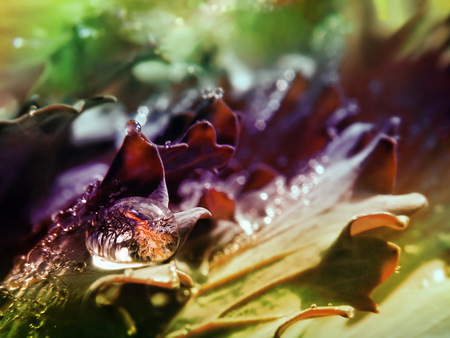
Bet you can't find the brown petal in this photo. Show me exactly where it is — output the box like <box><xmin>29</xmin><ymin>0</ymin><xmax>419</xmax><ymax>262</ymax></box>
<box><xmin>198</xmin><ymin>189</ymin><xmax>235</xmax><ymax>221</ymax></box>
<box><xmin>353</xmin><ymin>137</ymin><xmax>397</xmax><ymax>196</ymax></box>
<box><xmin>160</xmin><ymin>121</ymin><xmax>235</xmax><ymax>174</ymax></box>
<box><xmin>91</xmin><ymin>127</ymin><xmax>165</xmax><ymax>208</ymax></box>
<box><xmin>303</xmin><ymin>212</ymin><xmax>405</xmax><ymax>313</ymax></box>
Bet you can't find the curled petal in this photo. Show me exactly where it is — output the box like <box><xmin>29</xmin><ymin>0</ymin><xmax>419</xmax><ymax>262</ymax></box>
<box><xmin>89</xmin><ymin>125</ymin><xmax>166</xmax><ymax>209</ymax></box>
<box><xmin>174</xmin><ymin>207</ymin><xmax>212</xmax><ymax>246</ymax></box>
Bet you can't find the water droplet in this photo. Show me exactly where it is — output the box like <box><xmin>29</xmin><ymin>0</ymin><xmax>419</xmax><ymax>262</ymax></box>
<box><xmin>164</xmin><ymin>140</ymin><xmax>171</xmax><ymax>149</ymax></box>
<box><xmin>176</xmin><ymin>288</ymin><xmax>192</xmax><ymax>303</ymax></box>
<box><xmin>71</xmin><ymin>261</ymin><xmax>87</xmax><ymax>273</ymax></box>
<box><xmin>347</xmin><ymin>99</ymin><xmax>359</xmax><ymax>113</ymax></box>
<box><xmin>187</xmin><ymin>65</ymin><xmax>196</xmax><ymax>74</ymax></box>
<box><xmin>6</xmin><ymin>279</ymin><xmax>21</xmax><ymax>291</ymax></box>
<box><xmin>395</xmin><ymin>265</ymin><xmax>402</xmax><ymax>273</ymax></box>
<box><xmin>28</xmin><ymin>105</ymin><xmax>37</xmax><ymax>116</ymax></box>
<box><xmin>311</xmin><ymin>303</ymin><xmax>317</xmax><ymax>309</ymax></box>
<box><xmin>202</xmin><ymin>88</ymin><xmax>212</xmax><ymax>99</ymax></box>
<box><xmin>268</xmin><ymin>99</ymin><xmax>280</xmax><ymax>111</ymax></box>
<box><xmin>137</xmin><ymin>106</ymin><xmax>149</xmax><ymax>116</ymax></box>
<box><xmin>236</xmin><ymin>176</ymin><xmax>246</xmax><ymax>185</ymax></box>
<box><xmin>174</xmin><ymin>17</ymin><xmax>184</xmax><ymax>26</ymax></box>
<box><xmin>315</xmin><ymin>165</ymin><xmax>324</xmax><ymax>175</ymax></box>
<box><xmin>126</xmin><ymin>120</ymin><xmax>141</xmax><ymax>135</ymax></box>
<box><xmin>36</xmin><ymin>261</ymin><xmax>52</xmax><ymax>278</ymax></box>
<box><xmin>284</xmin><ymin>69</ymin><xmax>296</xmax><ymax>81</ymax></box>
<box><xmin>276</xmin><ymin>79</ymin><xmax>288</xmax><ymax>91</ymax></box>
<box><xmin>150</xmin><ymin>292</ymin><xmax>170</xmax><ymax>307</ymax></box>
<box><xmin>327</xmin><ymin>303</ymin><xmax>333</xmax><ymax>306</ymax></box>
<box><xmin>86</xmin><ymin>197</ymin><xmax>179</xmax><ymax>265</ymax></box>
<box><xmin>62</xmin><ymin>224</ymin><xmax>76</xmax><ymax>233</ymax></box>
<box><xmin>345</xmin><ymin>307</ymin><xmax>355</xmax><ymax>319</ymax></box>
<box><xmin>201</xmin><ymin>87</ymin><xmax>224</xmax><ymax>99</ymax></box>
<box><xmin>29</xmin><ymin>316</ymin><xmax>44</xmax><ymax>329</ymax></box>
<box><xmin>12</xmin><ymin>37</ymin><xmax>25</xmax><ymax>48</ymax></box>
<box><xmin>328</xmin><ymin>71</ymin><xmax>340</xmax><ymax>83</ymax></box>
<box><xmin>255</xmin><ymin>119</ymin><xmax>266</xmax><ymax>131</ymax></box>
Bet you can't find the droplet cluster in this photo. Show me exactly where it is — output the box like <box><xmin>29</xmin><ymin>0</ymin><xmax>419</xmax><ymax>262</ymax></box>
<box><xmin>201</xmin><ymin>87</ymin><xmax>224</xmax><ymax>100</ymax></box>
<box><xmin>235</xmin><ymin>157</ymin><xmax>329</xmax><ymax>236</ymax></box>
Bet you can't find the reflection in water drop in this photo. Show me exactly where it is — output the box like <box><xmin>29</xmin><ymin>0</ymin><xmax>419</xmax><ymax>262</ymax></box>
<box><xmin>86</xmin><ymin>197</ymin><xmax>180</xmax><ymax>267</ymax></box>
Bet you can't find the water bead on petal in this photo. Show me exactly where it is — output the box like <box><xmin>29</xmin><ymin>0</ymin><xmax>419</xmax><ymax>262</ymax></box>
<box><xmin>85</xmin><ymin>197</ymin><xmax>180</xmax><ymax>267</ymax></box>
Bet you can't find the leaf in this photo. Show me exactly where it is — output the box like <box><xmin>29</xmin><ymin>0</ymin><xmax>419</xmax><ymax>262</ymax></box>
<box><xmin>164</xmin><ymin>193</ymin><xmax>426</xmax><ymax>336</ymax></box>
<box><xmin>282</xmin><ymin>260</ymin><xmax>450</xmax><ymax>337</ymax></box>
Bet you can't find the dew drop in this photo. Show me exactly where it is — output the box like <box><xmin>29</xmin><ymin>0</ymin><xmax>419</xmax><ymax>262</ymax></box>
<box><xmin>36</xmin><ymin>261</ymin><xmax>52</xmax><ymax>277</ymax></box>
<box><xmin>347</xmin><ymin>99</ymin><xmax>359</xmax><ymax>113</ymax></box>
<box><xmin>29</xmin><ymin>316</ymin><xmax>44</xmax><ymax>329</ymax></box>
<box><xmin>187</xmin><ymin>65</ymin><xmax>196</xmax><ymax>74</ymax></box>
<box><xmin>12</xmin><ymin>37</ymin><xmax>25</xmax><ymax>48</ymax></box>
<box><xmin>28</xmin><ymin>105</ymin><xmax>37</xmax><ymax>116</ymax></box>
<box><xmin>315</xmin><ymin>165</ymin><xmax>324</xmax><ymax>175</ymax></box>
<box><xmin>137</xmin><ymin>105</ymin><xmax>149</xmax><ymax>117</ymax></box>
<box><xmin>201</xmin><ymin>87</ymin><xmax>224</xmax><ymax>99</ymax></box>
<box><xmin>164</xmin><ymin>140</ymin><xmax>171</xmax><ymax>149</ymax></box>
<box><xmin>345</xmin><ymin>307</ymin><xmax>355</xmax><ymax>319</ymax></box>
<box><xmin>126</xmin><ymin>120</ymin><xmax>141</xmax><ymax>135</ymax></box>
<box><xmin>176</xmin><ymin>288</ymin><xmax>192</xmax><ymax>303</ymax></box>
<box><xmin>71</xmin><ymin>261</ymin><xmax>87</xmax><ymax>273</ymax></box>
<box><xmin>328</xmin><ymin>71</ymin><xmax>340</xmax><ymax>83</ymax></box>
<box><xmin>276</xmin><ymin>79</ymin><xmax>288</xmax><ymax>91</ymax></box>
<box><xmin>255</xmin><ymin>119</ymin><xmax>266</xmax><ymax>131</ymax></box>
<box><xmin>6</xmin><ymin>279</ymin><xmax>21</xmax><ymax>291</ymax></box>
<box><xmin>284</xmin><ymin>69</ymin><xmax>296</xmax><ymax>81</ymax></box>
<box><xmin>214</xmin><ymin>87</ymin><xmax>224</xmax><ymax>98</ymax></box>
<box><xmin>150</xmin><ymin>292</ymin><xmax>170</xmax><ymax>307</ymax></box>
<box><xmin>311</xmin><ymin>303</ymin><xmax>317</xmax><ymax>309</ymax></box>
<box><xmin>86</xmin><ymin>197</ymin><xmax>180</xmax><ymax>265</ymax></box>
<box><xmin>236</xmin><ymin>176</ymin><xmax>246</xmax><ymax>185</ymax></box>
<box><xmin>202</xmin><ymin>88</ymin><xmax>212</xmax><ymax>99</ymax></box>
